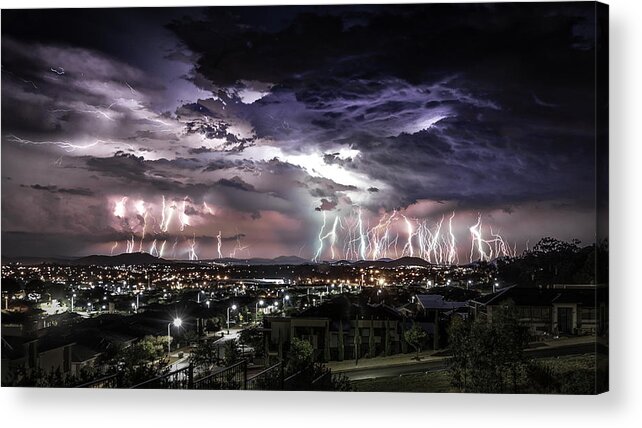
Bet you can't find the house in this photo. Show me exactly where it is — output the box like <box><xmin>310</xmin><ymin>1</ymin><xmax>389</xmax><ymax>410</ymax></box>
<box><xmin>1</xmin><ymin>334</ymin><xmax>75</xmax><ymax>384</ymax></box>
<box><xmin>470</xmin><ymin>283</ymin><xmax>604</xmax><ymax>337</ymax></box>
<box><xmin>414</xmin><ymin>294</ymin><xmax>468</xmax><ymax>348</ymax></box>
<box><xmin>262</xmin><ymin>295</ymin><xmax>407</xmax><ymax>362</ymax></box>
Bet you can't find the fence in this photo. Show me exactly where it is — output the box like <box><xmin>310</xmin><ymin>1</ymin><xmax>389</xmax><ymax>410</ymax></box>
<box><xmin>74</xmin><ymin>359</ymin><xmax>336</xmax><ymax>391</ymax></box>
<box><xmin>193</xmin><ymin>360</ymin><xmax>247</xmax><ymax>390</ymax></box>
<box><xmin>74</xmin><ymin>373</ymin><xmax>121</xmax><ymax>388</ymax></box>
<box><xmin>246</xmin><ymin>361</ymin><xmax>284</xmax><ymax>390</ymax></box>
<box><xmin>283</xmin><ymin>364</ymin><xmax>334</xmax><ymax>391</ymax></box>
<box><xmin>130</xmin><ymin>365</ymin><xmax>193</xmax><ymax>389</ymax></box>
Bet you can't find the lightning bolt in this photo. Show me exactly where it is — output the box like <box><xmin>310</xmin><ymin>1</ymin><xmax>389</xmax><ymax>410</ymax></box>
<box><xmin>126</xmin><ymin>235</ymin><xmax>135</xmax><ymax>253</ymax></box>
<box><xmin>402</xmin><ymin>215</ymin><xmax>415</xmax><ymax>257</ymax></box>
<box><xmin>114</xmin><ymin>197</ymin><xmax>128</xmax><ymax>218</ymax></box>
<box><xmin>313</xmin><ymin>211</ymin><xmax>328</xmax><ymax>262</ymax></box>
<box><xmin>358</xmin><ymin>208</ymin><xmax>367</xmax><ymax>260</ymax></box>
<box><xmin>179</xmin><ymin>197</ymin><xmax>190</xmax><ymax>231</ymax></box>
<box><xmin>217</xmin><ymin>230</ymin><xmax>223</xmax><ymax>259</ymax></box>
<box><xmin>188</xmin><ymin>234</ymin><xmax>198</xmax><ymax>261</ymax></box>
<box><xmin>447</xmin><ymin>211</ymin><xmax>458</xmax><ymax>265</ymax></box>
<box><xmin>6</xmin><ymin>134</ymin><xmax>100</xmax><ymax>153</ymax></box>
<box><xmin>159</xmin><ymin>240</ymin><xmax>167</xmax><ymax>258</ymax></box>
<box><xmin>469</xmin><ymin>214</ymin><xmax>492</xmax><ymax>262</ymax></box>
<box><xmin>149</xmin><ymin>239</ymin><xmax>159</xmax><ymax>257</ymax></box>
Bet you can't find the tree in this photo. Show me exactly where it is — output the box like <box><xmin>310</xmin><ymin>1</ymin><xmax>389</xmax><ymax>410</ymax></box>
<box><xmin>337</xmin><ymin>320</ymin><xmax>345</xmax><ymax>361</ymax></box>
<box><xmin>497</xmin><ymin>237</ymin><xmax>595</xmax><ymax>286</ymax></box>
<box><xmin>223</xmin><ymin>339</ymin><xmax>241</xmax><ymax>366</ymax></box>
<box><xmin>447</xmin><ymin>316</ymin><xmax>471</xmax><ymax>391</ymax></box>
<box><xmin>447</xmin><ymin>303</ymin><xmax>530</xmax><ymax>393</ymax></box>
<box><xmin>239</xmin><ymin>326</ymin><xmax>265</xmax><ymax>358</ymax></box>
<box><xmin>101</xmin><ymin>336</ymin><xmax>169</xmax><ymax>387</ymax></box>
<box><xmin>189</xmin><ymin>338</ymin><xmax>219</xmax><ymax>372</ymax></box>
<box><xmin>205</xmin><ymin>317</ymin><xmax>221</xmax><ymax>333</ymax></box>
<box><xmin>404</xmin><ymin>323</ymin><xmax>428</xmax><ymax>360</ymax></box>
<box><xmin>286</xmin><ymin>338</ymin><xmax>314</xmax><ymax>375</ymax></box>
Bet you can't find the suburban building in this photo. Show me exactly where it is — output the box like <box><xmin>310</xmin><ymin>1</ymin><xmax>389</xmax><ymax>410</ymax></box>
<box><xmin>470</xmin><ymin>284</ymin><xmax>604</xmax><ymax>338</ymax></box>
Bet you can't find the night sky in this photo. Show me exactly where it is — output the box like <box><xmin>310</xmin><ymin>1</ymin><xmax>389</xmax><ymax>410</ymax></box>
<box><xmin>1</xmin><ymin>3</ymin><xmax>602</xmax><ymax>261</ymax></box>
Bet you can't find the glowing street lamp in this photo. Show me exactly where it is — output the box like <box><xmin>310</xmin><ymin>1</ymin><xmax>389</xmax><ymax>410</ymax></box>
<box><xmin>227</xmin><ymin>304</ymin><xmax>237</xmax><ymax>334</ymax></box>
<box><xmin>167</xmin><ymin>318</ymin><xmax>182</xmax><ymax>356</ymax></box>
<box><xmin>283</xmin><ymin>294</ymin><xmax>290</xmax><ymax>307</ymax></box>
<box><xmin>255</xmin><ymin>300</ymin><xmax>264</xmax><ymax>321</ymax></box>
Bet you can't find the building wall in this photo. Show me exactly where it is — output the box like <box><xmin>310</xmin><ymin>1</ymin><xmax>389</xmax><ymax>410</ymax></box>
<box><xmin>38</xmin><ymin>345</ymin><xmax>72</xmax><ymax>374</ymax></box>
<box><xmin>487</xmin><ymin>303</ymin><xmax>596</xmax><ymax>336</ymax></box>
<box><xmin>265</xmin><ymin>317</ymin><xmax>406</xmax><ymax>361</ymax></box>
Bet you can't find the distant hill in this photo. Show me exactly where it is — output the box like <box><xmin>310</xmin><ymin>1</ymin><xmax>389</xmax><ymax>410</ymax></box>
<box><xmin>73</xmin><ymin>252</ymin><xmax>171</xmax><ymax>266</ymax></box>
<box><xmin>3</xmin><ymin>253</ymin><xmax>435</xmax><ymax>268</ymax></box>
<box><xmin>203</xmin><ymin>255</ymin><xmax>311</xmax><ymax>266</ymax></box>
<box><xmin>351</xmin><ymin>256</ymin><xmax>433</xmax><ymax>268</ymax></box>
<box><xmin>1</xmin><ymin>255</ymin><xmax>74</xmax><ymax>266</ymax></box>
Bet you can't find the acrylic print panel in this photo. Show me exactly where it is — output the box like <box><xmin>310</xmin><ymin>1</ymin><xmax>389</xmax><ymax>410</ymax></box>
<box><xmin>0</xmin><ymin>2</ymin><xmax>608</xmax><ymax>394</ymax></box>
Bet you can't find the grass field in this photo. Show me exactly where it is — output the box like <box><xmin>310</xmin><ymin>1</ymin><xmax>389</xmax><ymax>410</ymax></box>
<box><xmin>351</xmin><ymin>370</ymin><xmax>454</xmax><ymax>393</ymax></box>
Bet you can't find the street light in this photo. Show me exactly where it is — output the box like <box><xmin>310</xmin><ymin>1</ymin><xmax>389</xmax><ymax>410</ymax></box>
<box><xmin>255</xmin><ymin>299</ymin><xmax>264</xmax><ymax>321</ymax></box>
<box><xmin>71</xmin><ymin>293</ymin><xmax>76</xmax><ymax>312</ymax></box>
<box><xmin>167</xmin><ymin>318</ymin><xmax>182</xmax><ymax>356</ymax></box>
<box><xmin>283</xmin><ymin>294</ymin><xmax>290</xmax><ymax>306</ymax></box>
<box><xmin>227</xmin><ymin>304</ymin><xmax>237</xmax><ymax>334</ymax></box>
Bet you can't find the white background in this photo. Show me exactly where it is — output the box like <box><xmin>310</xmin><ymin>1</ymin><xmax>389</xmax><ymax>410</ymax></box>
<box><xmin>0</xmin><ymin>1</ymin><xmax>639</xmax><ymax>427</ymax></box>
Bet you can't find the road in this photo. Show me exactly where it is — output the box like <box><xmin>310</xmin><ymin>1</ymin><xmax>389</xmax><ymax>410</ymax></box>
<box><xmin>342</xmin><ymin>342</ymin><xmax>603</xmax><ymax>381</ymax></box>
<box><xmin>168</xmin><ymin>327</ymin><xmax>247</xmax><ymax>371</ymax></box>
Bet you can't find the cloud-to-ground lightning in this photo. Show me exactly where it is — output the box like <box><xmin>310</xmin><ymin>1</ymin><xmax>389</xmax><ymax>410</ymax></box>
<box><xmin>311</xmin><ymin>208</ymin><xmax>517</xmax><ymax>264</ymax></box>
<box><xmin>216</xmin><ymin>230</ymin><xmax>223</xmax><ymax>259</ymax></box>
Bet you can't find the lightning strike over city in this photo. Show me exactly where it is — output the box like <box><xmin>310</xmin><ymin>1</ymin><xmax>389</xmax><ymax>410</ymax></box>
<box><xmin>0</xmin><ymin>3</ymin><xmax>608</xmax><ymax>396</ymax></box>
<box><xmin>1</xmin><ymin>5</ymin><xmax>599</xmax><ymax>266</ymax></box>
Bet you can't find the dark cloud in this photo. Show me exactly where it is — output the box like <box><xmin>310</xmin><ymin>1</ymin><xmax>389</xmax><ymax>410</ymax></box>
<box><xmin>216</xmin><ymin>176</ymin><xmax>255</xmax><ymax>192</ymax></box>
<box><xmin>315</xmin><ymin>198</ymin><xmax>337</xmax><ymax>212</ymax></box>
<box><xmin>167</xmin><ymin>3</ymin><xmax>597</xmax><ymax>212</ymax></box>
<box><xmin>25</xmin><ymin>183</ymin><xmax>95</xmax><ymax>197</ymax></box>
